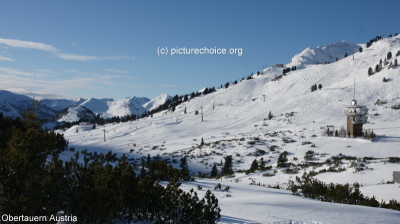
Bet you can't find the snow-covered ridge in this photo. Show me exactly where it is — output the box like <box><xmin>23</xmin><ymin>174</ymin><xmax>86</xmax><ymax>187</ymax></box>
<box><xmin>0</xmin><ymin>90</ymin><xmax>57</xmax><ymax>118</ymax></box>
<box><xmin>56</xmin><ymin>106</ymin><xmax>95</xmax><ymax>123</ymax></box>
<box><xmin>287</xmin><ymin>40</ymin><xmax>361</xmax><ymax>69</ymax></box>
<box><xmin>41</xmin><ymin>98</ymin><xmax>86</xmax><ymax>111</ymax></box>
<box><xmin>142</xmin><ymin>94</ymin><xmax>172</xmax><ymax>111</ymax></box>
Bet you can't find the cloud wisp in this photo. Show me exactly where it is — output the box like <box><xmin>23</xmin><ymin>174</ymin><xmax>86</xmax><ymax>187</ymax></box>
<box><xmin>104</xmin><ymin>68</ymin><xmax>129</xmax><ymax>74</ymax></box>
<box><xmin>0</xmin><ymin>38</ymin><xmax>57</xmax><ymax>52</ymax></box>
<box><xmin>0</xmin><ymin>66</ymin><xmax>144</xmax><ymax>98</ymax></box>
<box><xmin>0</xmin><ymin>55</ymin><xmax>14</xmax><ymax>62</ymax></box>
<box><xmin>0</xmin><ymin>37</ymin><xmax>135</xmax><ymax>62</ymax></box>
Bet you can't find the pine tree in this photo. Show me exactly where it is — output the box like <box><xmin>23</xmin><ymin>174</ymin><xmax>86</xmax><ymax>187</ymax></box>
<box><xmin>394</xmin><ymin>59</ymin><xmax>398</xmax><ymax>67</ymax></box>
<box><xmin>147</xmin><ymin>153</ymin><xmax>151</xmax><ymax>164</ymax></box>
<box><xmin>318</xmin><ymin>84</ymin><xmax>322</xmax><ymax>90</ymax></box>
<box><xmin>268</xmin><ymin>111</ymin><xmax>273</xmax><ymax>120</ymax></box>
<box><xmin>210</xmin><ymin>164</ymin><xmax>218</xmax><ymax>177</ymax></box>
<box><xmin>387</xmin><ymin>51</ymin><xmax>392</xmax><ymax>60</ymax></box>
<box><xmin>180</xmin><ymin>156</ymin><xmax>189</xmax><ymax>171</ymax></box>
<box><xmin>184</xmin><ymin>107</ymin><xmax>187</xmax><ymax>114</ymax></box>
<box><xmin>200</xmin><ymin>137</ymin><xmax>204</xmax><ymax>147</ymax></box>
<box><xmin>221</xmin><ymin>155</ymin><xmax>233</xmax><ymax>175</ymax></box>
<box><xmin>0</xmin><ymin>100</ymin><xmax>68</xmax><ymax>217</ymax></box>
<box><xmin>224</xmin><ymin>82</ymin><xmax>229</xmax><ymax>88</ymax></box>
<box><xmin>259</xmin><ymin>157</ymin><xmax>266</xmax><ymax>169</ymax></box>
<box><xmin>359</xmin><ymin>47</ymin><xmax>363</xmax><ymax>53</ymax></box>
<box><xmin>250</xmin><ymin>159</ymin><xmax>258</xmax><ymax>172</ymax></box>
<box><xmin>203</xmin><ymin>190</ymin><xmax>221</xmax><ymax>223</ymax></box>
<box><xmin>375</xmin><ymin>64</ymin><xmax>380</xmax><ymax>73</ymax></box>
<box><xmin>368</xmin><ymin>67</ymin><xmax>373</xmax><ymax>76</ymax></box>
<box><xmin>277</xmin><ymin>151</ymin><xmax>288</xmax><ymax>167</ymax></box>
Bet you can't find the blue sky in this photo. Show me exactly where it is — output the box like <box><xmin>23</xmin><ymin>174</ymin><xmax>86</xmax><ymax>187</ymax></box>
<box><xmin>1</xmin><ymin>0</ymin><xmax>399</xmax><ymax>100</ymax></box>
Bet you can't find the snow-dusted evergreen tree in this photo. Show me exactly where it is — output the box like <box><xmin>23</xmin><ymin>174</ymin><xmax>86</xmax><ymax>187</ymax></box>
<box><xmin>368</xmin><ymin>67</ymin><xmax>373</xmax><ymax>76</ymax></box>
<box><xmin>375</xmin><ymin>64</ymin><xmax>381</xmax><ymax>73</ymax></box>
<box><xmin>268</xmin><ymin>111</ymin><xmax>273</xmax><ymax>120</ymax></box>
<box><xmin>387</xmin><ymin>51</ymin><xmax>392</xmax><ymax>60</ymax></box>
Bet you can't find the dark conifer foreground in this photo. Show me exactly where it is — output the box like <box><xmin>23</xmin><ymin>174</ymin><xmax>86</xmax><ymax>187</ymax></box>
<box><xmin>0</xmin><ymin>104</ymin><xmax>220</xmax><ymax>223</ymax></box>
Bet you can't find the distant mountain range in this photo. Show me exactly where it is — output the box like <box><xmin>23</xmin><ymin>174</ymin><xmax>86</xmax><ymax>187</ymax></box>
<box><xmin>0</xmin><ymin>90</ymin><xmax>171</xmax><ymax>122</ymax></box>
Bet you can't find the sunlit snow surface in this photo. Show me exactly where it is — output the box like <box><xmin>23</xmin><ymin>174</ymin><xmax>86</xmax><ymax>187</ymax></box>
<box><xmin>60</xmin><ymin>37</ymin><xmax>400</xmax><ymax>223</ymax></box>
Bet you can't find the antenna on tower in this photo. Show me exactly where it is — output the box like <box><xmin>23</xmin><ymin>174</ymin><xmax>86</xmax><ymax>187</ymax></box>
<box><xmin>353</xmin><ymin>78</ymin><xmax>356</xmax><ymax>100</ymax></box>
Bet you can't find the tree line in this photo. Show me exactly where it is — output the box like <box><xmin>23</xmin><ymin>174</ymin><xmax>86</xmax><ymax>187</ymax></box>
<box><xmin>288</xmin><ymin>172</ymin><xmax>400</xmax><ymax>211</ymax></box>
<box><xmin>0</xmin><ymin>104</ymin><xmax>221</xmax><ymax>223</ymax></box>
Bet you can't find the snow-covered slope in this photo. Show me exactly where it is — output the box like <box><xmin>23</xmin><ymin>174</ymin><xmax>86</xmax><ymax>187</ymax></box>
<box><xmin>79</xmin><ymin>98</ymin><xmax>113</xmax><ymax>114</ymax></box>
<box><xmin>287</xmin><ymin>40</ymin><xmax>361</xmax><ymax>69</ymax></box>
<box><xmin>142</xmin><ymin>94</ymin><xmax>172</xmax><ymax>111</ymax></box>
<box><xmin>52</xmin><ymin>96</ymin><xmax>151</xmax><ymax>120</ymax></box>
<box><xmin>0</xmin><ymin>90</ymin><xmax>57</xmax><ymax>118</ymax></box>
<box><xmin>59</xmin><ymin>35</ymin><xmax>400</xmax><ymax>223</ymax></box>
<box><xmin>107</xmin><ymin>96</ymin><xmax>149</xmax><ymax>117</ymax></box>
<box><xmin>178</xmin><ymin>179</ymin><xmax>400</xmax><ymax>224</ymax></box>
<box><xmin>56</xmin><ymin>106</ymin><xmax>95</xmax><ymax>123</ymax></box>
<box><xmin>40</xmin><ymin>98</ymin><xmax>86</xmax><ymax>111</ymax></box>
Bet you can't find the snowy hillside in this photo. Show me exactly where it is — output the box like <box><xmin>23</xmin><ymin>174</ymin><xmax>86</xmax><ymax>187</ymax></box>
<box><xmin>142</xmin><ymin>94</ymin><xmax>172</xmax><ymax>111</ymax></box>
<box><xmin>287</xmin><ymin>40</ymin><xmax>361</xmax><ymax>69</ymax></box>
<box><xmin>77</xmin><ymin>96</ymin><xmax>150</xmax><ymax>118</ymax></box>
<box><xmin>79</xmin><ymin>98</ymin><xmax>114</xmax><ymax>114</ymax></box>
<box><xmin>0</xmin><ymin>90</ymin><xmax>57</xmax><ymax>118</ymax></box>
<box><xmin>40</xmin><ymin>98</ymin><xmax>86</xmax><ymax>111</ymax></box>
<box><xmin>106</xmin><ymin>96</ymin><xmax>149</xmax><ymax>117</ymax></box>
<box><xmin>58</xmin><ymin>35</ymin><xmax>400</xmax><ymax>223</ymax></box>
<box><xmin>56</xmin><ymin>106</ymin><xmax>95</xmax><ymax>123</ymax></box>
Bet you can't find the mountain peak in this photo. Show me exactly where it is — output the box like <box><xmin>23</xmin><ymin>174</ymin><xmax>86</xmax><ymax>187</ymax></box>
<box><xmin>287</xmin><ymin>40</ymin><xmax>361</xmax><ymax>69</ymax></box>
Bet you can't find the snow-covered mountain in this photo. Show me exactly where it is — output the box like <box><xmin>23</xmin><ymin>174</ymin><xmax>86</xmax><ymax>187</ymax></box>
<box><xmin>40</xmin><ymin>98</ymin><xmax>86</xmax><ymax>111</ymax></box>
<box><xmin>78</xmin><ymin>98</ymin><xmax>114</xmax><ymax>115</ymax></box>
<box><xmin>1</xmin><ymin>89</ymin><xmax>155</xmax><ymax>121</ymax></box>
<box><xmin>287</xmin><ymin>40</ymin><xmax>361</xmax><ymax>69</ymax></box>
<box><xmin>78</xmin><ymin>96</ymin><xmax>150</xmax><ymax>118</ymax></box>
<box><xmin>142</xmin><ymin>94</ymin><xmax>172</xmax><ymax>111</ymax></box>
<box><xmin>0</xmin><ymin>90</ymin><xmax>57</xmax><ymax>119</ymax></box>
<box><xmin>58</xmin><ymin>35</ymin><xmax>400</xmax><ymax>223</ymax></box>
<box><xmin>55</xmin><ymin>106</ymin><xmax>95</xmax><ymax>123</ymax></box>
<box><xmin>106</xmin><ymin>96</ymin><xmax>150</xmax><ymax>117</ymax></box>
<box><xmin>54</xmin><ymin>96</ymin><xmax>151</xmax><ymax>122</ymax></box>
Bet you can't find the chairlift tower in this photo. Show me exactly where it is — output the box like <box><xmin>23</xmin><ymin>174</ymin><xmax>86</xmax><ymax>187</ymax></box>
<box><xmin>343</xmin><ymin>81</ymin><xmax>368</xmax><ymax>137</ymax></box>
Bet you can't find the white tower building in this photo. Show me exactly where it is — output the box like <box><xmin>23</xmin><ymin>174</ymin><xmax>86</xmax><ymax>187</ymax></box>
<box><xmin>343</xmin><ymin>99</ymin><xmax>368</xmax><ymax>137</ymax></box>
